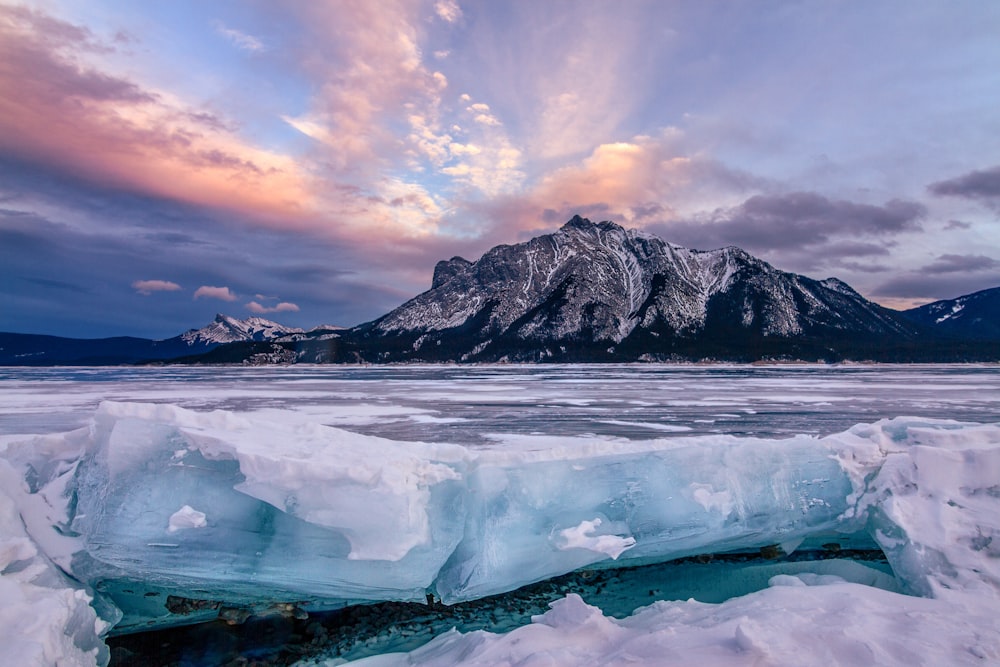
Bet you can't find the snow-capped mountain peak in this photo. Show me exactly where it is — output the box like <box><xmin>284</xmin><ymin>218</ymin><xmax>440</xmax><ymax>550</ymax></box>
<box><xmin>353</xmin><ymin>216</ymin><xmax>920</xmax><ymax>362</ymax></box>
<box><xmin>181</xmin><ymin>314</ymin><xmax>304</xmax><ymax>346</ymax></box>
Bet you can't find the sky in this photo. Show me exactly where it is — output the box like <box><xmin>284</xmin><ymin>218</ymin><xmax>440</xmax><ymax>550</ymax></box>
<box><xmin>1</xmin><ymin>0</ymin><xmax>999</xmax><ymax>338</ymax></box>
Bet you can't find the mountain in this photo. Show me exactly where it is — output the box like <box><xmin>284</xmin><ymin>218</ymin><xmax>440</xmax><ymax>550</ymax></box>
<box><xmin>181</xmin><ymin>314</ymin><xmax>303</xmax><ymax>345</ymax></box>
<box><xmin>902</xmin><ymin>287</ymin><xmax>1000</xmax><ymax>340</ymax></box>
<box><xmin>0</xmin><ymin>315</ymin><xmax>300</xmax><ymax>366</ymax></box>
<box><xmin>342</xmin><ymin>216</ymin><xmax>929</xmax><ymax>362</ymax></box>
<box><xmin>4</xmin><ymin>219</ymin><xmax>997</xmax><ymax>365</ymax></box>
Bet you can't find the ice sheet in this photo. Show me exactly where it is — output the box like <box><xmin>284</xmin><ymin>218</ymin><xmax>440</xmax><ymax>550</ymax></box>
<box><xmin>2</xmin><ymin>365</ymin><xmax>1000</xmax><ymax>665</ymax></box>
<box><xmin>6</xmin><ymin>400</ymin><xmax>1000</xmax><ymax>638</ymax></box>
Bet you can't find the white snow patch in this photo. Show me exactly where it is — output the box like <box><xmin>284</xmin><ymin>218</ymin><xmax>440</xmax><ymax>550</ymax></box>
<box><xmin>689</xmin><ymin>483</ymin><xmax>735</xmax><ymax>516</ymax></box>
<box><xmin>167</xmin><ymin>505</ymin><xmax>207</xmax><ymax>533</ymax></box>
<box><xmin>555</xmin><ymin>518</ymin><xmax>636</xmax><ymax>560</ymax></box>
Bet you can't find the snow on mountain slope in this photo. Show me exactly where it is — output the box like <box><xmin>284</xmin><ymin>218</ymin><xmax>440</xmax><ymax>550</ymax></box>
<box><xmin>180</xmin><ymin>314</ymin><xmax>304</xmax><ymax>346</ymax></box>
<box><xmin>356</xmin><ymin>216</ymin><xmax>919</xmax><ymax>361</ymax></box>
<box><xmin>903</xmin><ymin>286</ymin><xmax>1000</xmax><ymax>340</ymax></box>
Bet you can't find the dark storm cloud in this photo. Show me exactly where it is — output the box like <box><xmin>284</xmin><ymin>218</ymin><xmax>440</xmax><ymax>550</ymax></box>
<box><xmin>652</xmin><ymin>192</ymin><xmax>925</xmax><ymax>258</ymax></box>
<box><xmin>928</xmin><ymin>165</ymin><xmax>1000</xmax><ymax>204</ymax></box>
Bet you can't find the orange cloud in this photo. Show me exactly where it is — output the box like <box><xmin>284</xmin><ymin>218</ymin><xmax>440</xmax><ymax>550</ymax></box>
<box><xmin>0</xmin><ymin>4</ymin><xmax>468</xmax><ymax>249</ymax></box>
<box><xmin>0</xmin><ymin>6</ymin><xmax>313</xmax><ymax>226</ymax></box>
<box><xmin>529</xmin><ymin>137</ymin><xmax>690</xmax><ymax>224</ymax></box>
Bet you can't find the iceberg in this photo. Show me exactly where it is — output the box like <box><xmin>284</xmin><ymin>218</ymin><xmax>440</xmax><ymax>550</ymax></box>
<box><xmin>2</xmin><ymin>400</ymin><xmax>1000</xmax><ymax>664</ymax></box>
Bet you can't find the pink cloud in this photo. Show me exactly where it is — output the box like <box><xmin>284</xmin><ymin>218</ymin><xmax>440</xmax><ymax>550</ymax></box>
<box><xmin>246</xmin><ymin>301</ymin><xmax>300</xmax><ymax>314</ymax></box>
<box><xmin>0</xmin><ymin>4</ymin><xmax>467</xmax><ymax>250</ymax></box>
<box><xmin>0</xmin><ymin>6</ymin><xmax>314</xmax><ymax>225</ymax></box>
<box><xmin>434</xmin><ymin>0</ymin><xmax>462</xmax><ymax>24</ymax></box>
<box><xmin>132</xmin><ymin>279</ymin><xmax>181</xmax><ymax>295</ymax></box>
<box><xmin>194</xmin><ymin>286</ymin><xmax>237</xmax><ymax>302</ymax></box>
<box><xmin>282</xmin><ymin>1</ymin><xmax>447</xmax><ymax>172</ymax></box>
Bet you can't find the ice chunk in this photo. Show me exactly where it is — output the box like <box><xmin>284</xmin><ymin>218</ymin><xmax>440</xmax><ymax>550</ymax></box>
<box><xmin>167</xmin><ymin>505</ymin><xmax>207</xmax><ymax>533</ymax></box>
<box><xmin>7</xmin><ymin>402</ymin><xmax>1000</xmax><ymax>643</ymax></box>
<box><xmin>436</xmin><ymin>431</ymin><xmax>854</xmax><ymax>602</ymax></box>
<box><xmin>842</xmin><ymin>419</ymin><xmax>1000</xmax><ymax>598</ymax></box>
<box><xmin>0</xmin><ymin>459</ymin><xmax>110</xmax><ymax>667</ymax></box>
<box><xmin>67</xmin><ymin>402</ymin><xmax>469</xmax><ymax>632</ymax></box>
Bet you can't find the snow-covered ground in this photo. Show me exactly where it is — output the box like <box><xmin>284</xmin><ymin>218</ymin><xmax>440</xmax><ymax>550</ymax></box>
<box><xmin>1</xmin><ymin>365</ymin><xmax>999</xmax><ymax>666</ymax></box>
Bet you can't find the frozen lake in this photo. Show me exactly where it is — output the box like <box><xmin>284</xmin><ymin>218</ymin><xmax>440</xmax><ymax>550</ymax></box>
<box><xmin>2</xmin><ymin>363</ymin><xmax>999</xmax><ymax>443</ymax></box>
<box><xmin>4</xmin><ymin>363</ymin><xmax>1000</xmax><ymax>666</ymax></box>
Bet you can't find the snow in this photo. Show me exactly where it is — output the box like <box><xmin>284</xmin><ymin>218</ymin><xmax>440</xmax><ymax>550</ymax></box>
<box><xmin>167</xmin><ymin>505</ymin><xmax>207</xmax><ymax>533</ymax></box>
<box><xmin>342</xmin><ymin>586</ymin><xmax>997</xmax><ymax>667</ymax></box>
<box><xmin>555</xmin><ymin>518</ymin><xmax>636</xmax><ymax>560</ymax></box>
<box><xmin>0</xmin><ymin>459</ymin><xmax>110</xmax><ymax>667</ymax></box>
<box><xmin>180</xmin><ymin>313</ymin><xmax>303</xmax><ymax>345</ymax></box>
<box><xmin>935</xmin><ymin>299</ymin><xmax>966</xmax><ymax>323</ymax></box>
<box><xmin>1</xmin><ymin>366</ymin><xmax>1000</xmax><ymax>665</ymax></box>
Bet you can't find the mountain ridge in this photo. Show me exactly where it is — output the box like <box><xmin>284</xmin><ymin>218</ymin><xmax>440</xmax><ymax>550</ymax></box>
<box><xmin>0</xmin><ymin>314</ymin><xmax>302</xmax><ymax>366</ymax></box>
<box><xmin>347</xmin><ymin>216</ymin><xmax>928</xmax><ymax>362</ymax></box>
<box><xmin>902</xmin><ymin>287</ymin><xmax>1000</xmax><ymax>340</ymax></box>
<box><xmin>181</xmin><ymin>313</ymin><xmax>304</xmax><ymax>346</ymax></box>
<box><xmin>2</xmin><ymin>217</ymin><xmax>997</xmax><ymax>364</ymax></box>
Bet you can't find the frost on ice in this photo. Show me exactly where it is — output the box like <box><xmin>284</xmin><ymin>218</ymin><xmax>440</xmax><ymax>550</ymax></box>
<box><xmin>2</xmin><ymin>401</ymin><xmax>1000</xmax><ymax>664</ymax></box>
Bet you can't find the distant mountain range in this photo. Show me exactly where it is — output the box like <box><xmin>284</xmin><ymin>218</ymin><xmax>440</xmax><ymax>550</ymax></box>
<box><xmin>900</xmin><ymin>287</ymin><xmax>1000</xmax><ymax>341</ymax></box>
<box><xmin>0</xmin><ymin>314</ymin><xmax>307</xmax><ymax>366</ymax></box>
<box><xmin>2</xmin><ymin>217</ymin><xmax>998</xmax><ymax>365</ymax></box>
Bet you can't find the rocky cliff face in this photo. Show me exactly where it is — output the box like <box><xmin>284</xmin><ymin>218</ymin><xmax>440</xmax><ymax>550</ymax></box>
<box><xmin>351</xmin><ymin>216</ymin><xmax>921</xmax><ymax>362</ymax></box>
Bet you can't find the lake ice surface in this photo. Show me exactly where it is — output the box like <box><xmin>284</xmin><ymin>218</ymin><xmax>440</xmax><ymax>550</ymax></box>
<box><xmin>1</xmin><ymin>364</ymin><xmax>1000</xmax><ymax>666</ymax></box>
<box><xmin>3</xmin><ymin>363</ymin><xmax>1000</xmax><ymax>442</ymax></box>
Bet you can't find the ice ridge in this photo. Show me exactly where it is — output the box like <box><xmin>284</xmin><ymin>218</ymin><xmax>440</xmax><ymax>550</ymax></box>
<box><xmin>5</xmin><ymin>402</ymin><xmax>1000</xmax><ymax>643</ymax></box>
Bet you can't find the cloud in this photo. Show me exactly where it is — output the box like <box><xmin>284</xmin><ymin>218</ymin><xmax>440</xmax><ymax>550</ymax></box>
<box><xmin>0</xmin><ymin>164</ymin><xmax>414</xmax><ymax>337</ymax></box>
<box><xmin>246</xmin><ymin>301</ymin><xmax>300</xmax><ymax>314</ymax></box>
<box><xmin>0</xmin><ymin>6</ymin><xmax>313</xmax><ymax>225</ymax></box>
<box><xmin>873</xmin><ymin>273</ymin><xmax>1000</xmax><ymax>303</ymax></box>
<box><xmin>923</xmin><ymin>254</ymin><xmax>999</xmax><ymax>274</ymax></box>
<box><xmin>945</xmin><ymin>220</ymin><xmax>972</xmax><ymax>230</ymax></box>
<box><xmin>469</xmin><ymin>5</ymin><xmax>670</xmax><ymax>162</ymax></box>
<box><xmin>424</xmin><ymin>94</ymin><xmax>524</xmax><ymax>197</ymax></box>
<box><xmin>928</xmin><ymin>165</ymin><xmax>1000</xmax><ymax>204</ymax></box>
<box><xmin>434</xmin><ymin>0</ymin><xmax>462</xmax><ymax>24</ymax></box>
<box><xmin>132</xmin><ymin>279</ymin><xmax>181</xmax><ymax>295</ymax></box>
<box><xmin>194</xmin><ymin>285</ymin><xmax>237</xmax><ymax>301</ymax></box>
<box><xmin>214</xmin><ymin>22</ymin><xmax>264</xmax><ymax>52</ymax></box>
<box><xmin>513</xmin><ymin>133</ymin><xmax>760</xmax><ymax>233</ymax></box>
<box><xmin>871</xmin><ymin>253</ymin><xmax>1000</xmax><ymax>304</ymax></box>
<box><xmin>658</xmin><ymin>192</ymin><xmax>926</xmax><ymax>254</ymax></box>
<box><xmin>281</xmin><ymin>2</ymin><xmax>447</xmax><ymax>172</ymax></box>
